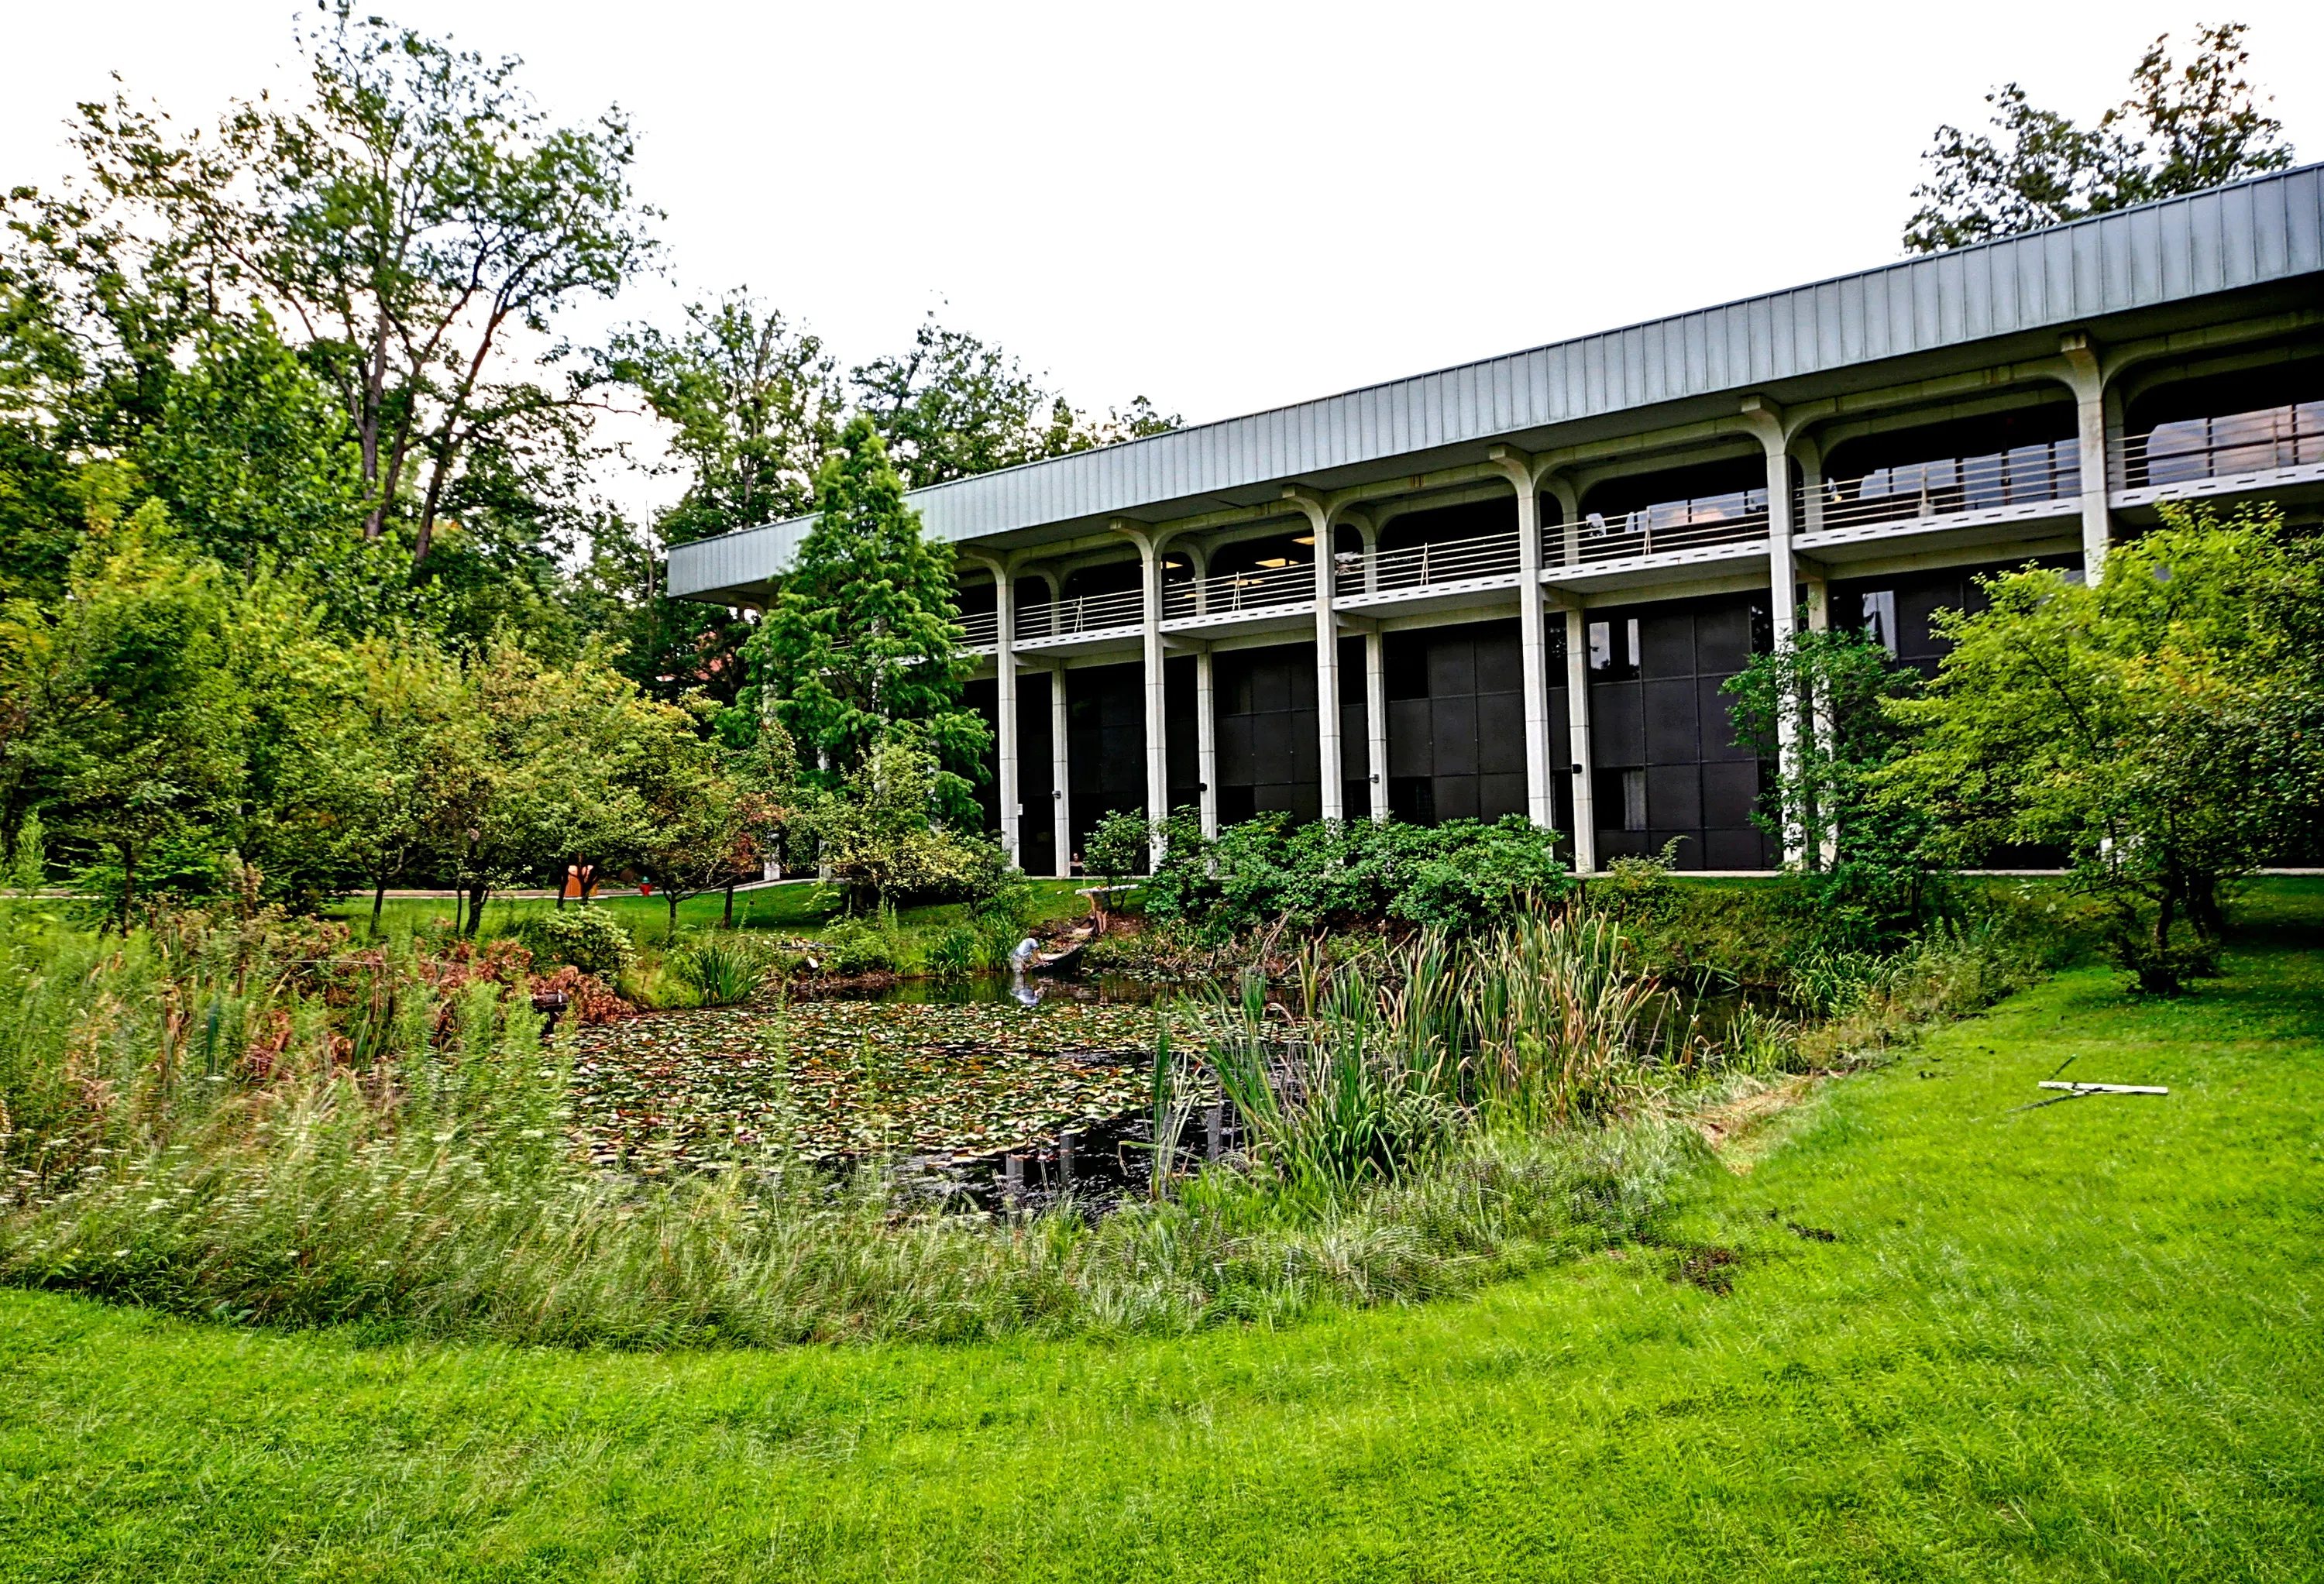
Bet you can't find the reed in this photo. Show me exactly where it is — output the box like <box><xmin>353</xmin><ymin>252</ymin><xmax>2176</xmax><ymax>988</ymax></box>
<box><xmin>1184</xmin><ymin>916</ymin><xmax>1673</xmax><ymax>1199</ymax></box>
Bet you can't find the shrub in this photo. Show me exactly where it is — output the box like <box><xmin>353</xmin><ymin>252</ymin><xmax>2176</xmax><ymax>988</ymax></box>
<box><xmin>811</xmin><ymin>916</ymin><xmax>906</xmax><ymax>977</ymax></box>
<box><xmin>957</xmin><ymin>837</ymin><xmax>1037</xmax><ymax>925</ymax></box>
<box><xmin>1143</xmin><ymin>811</ymin><xmax>1572</xmax><ymax>940</ymax></box>
<box><xmin>521</xmin><ymin>906</ymin><xmax>638</xmax><ymax>980</ymax></box>
<box><xmin>1084</xmin><ymin>809</ymin><xmax>1149</xmax><ymax>884</ymax></box>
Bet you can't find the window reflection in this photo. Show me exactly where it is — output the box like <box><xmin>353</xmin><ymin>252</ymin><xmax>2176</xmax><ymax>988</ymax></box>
<box><xmin>1861</xmin><ymin>591</ymin><xmax>1898</xmax><ymax>658</ymax></box>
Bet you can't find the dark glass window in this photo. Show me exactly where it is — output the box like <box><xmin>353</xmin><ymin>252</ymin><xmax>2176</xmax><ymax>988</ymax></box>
<box><xmin>1587</xmin><ymin>617</ymin><xmax>1641</xmax><ymax>679</ymax></box>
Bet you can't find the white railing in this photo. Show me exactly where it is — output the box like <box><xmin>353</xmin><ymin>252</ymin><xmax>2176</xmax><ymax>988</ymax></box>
<box><xmin>1547</xmin><ymin>490</ymin><xmax>1769</xmax><ymax>566</ymax></box>
<box><xmin>1800</xmin><ymin>442</ymin><xmax>2078</xmax><ymax>535</ymax></box>
<box><xmin>2113</xmin><ymin>401</ymin><xmax>2324</xmax><ymax>490</ymax></box>
<box><xmin>1163</xmin><ymin>561</ymin><xmax>1315</xmax><ymax>619</ymax></box>
<box><xmin>1013</xmin><ymin>586</ymin><xmax>1146</xmax><ymax>641</ymax></box>
<box><xmin>958</xmin><ymin>610</ymin><xmax>999</xmax><ymax>648</ymax></box>
<box><xmin>1351</xmin><ymin>531</ymin><xmax>1521</xmax><ymax>595</ymax></box>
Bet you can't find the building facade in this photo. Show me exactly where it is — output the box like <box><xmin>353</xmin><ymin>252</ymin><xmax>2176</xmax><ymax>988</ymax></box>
<box><xmin>672</xmin><ymin>166</ymin><xmax>2324</xmax><ymax>874</ymax></box>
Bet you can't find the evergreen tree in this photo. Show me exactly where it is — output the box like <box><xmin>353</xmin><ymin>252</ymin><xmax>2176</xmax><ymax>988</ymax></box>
<box><xmin>740</xmin><ymin>417</ymin><xmax>986</xmax><ymax>820</ymax></box>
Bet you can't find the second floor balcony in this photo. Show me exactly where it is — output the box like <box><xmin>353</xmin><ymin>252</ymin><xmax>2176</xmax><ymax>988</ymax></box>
<box><xmin>2115</xmin><ymin>399</ymin><xmax>2323</xmax><ymax>494</ymax></box>
<box><xmin>954</xmin><ymin>395</ymin><xmax>2319</xmax><ymax>655</ymax></box>
<box><xmin>1800</xmin><ymin>441</ymin><xmax>2081</xmax><ymax>541</ymax></box>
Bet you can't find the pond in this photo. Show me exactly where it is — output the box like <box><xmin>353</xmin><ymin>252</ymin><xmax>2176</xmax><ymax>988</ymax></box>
<box><xmin>568</xmin><ymin>971</ymin><xmax>1195</xmax><ymax>1191</ymax></box>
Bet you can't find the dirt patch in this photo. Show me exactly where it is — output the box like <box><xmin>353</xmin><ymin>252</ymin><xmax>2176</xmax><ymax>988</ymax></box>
<box><xmin>1670</xmin><ymin>1246</ymin><xmax>1742</xmax><ymax>1295</ymax></box>
<box><xmin>1692</xmin><ymin>1074</ymin><xmax>1819</xmax><ymax>1173</ymax></box>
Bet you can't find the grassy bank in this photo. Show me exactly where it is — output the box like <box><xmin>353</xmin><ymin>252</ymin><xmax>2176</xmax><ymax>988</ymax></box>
<box><xmin>3</xmin><ymin>883</ymin><xmax>2317</xmax><ymax>1579</ymax></box>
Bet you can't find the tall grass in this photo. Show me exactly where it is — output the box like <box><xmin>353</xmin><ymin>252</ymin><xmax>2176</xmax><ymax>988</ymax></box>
<box><xmin>0</xmin><ymin>905</ymin><xmax>1696</xmax><ymax>1343</ymax></box>
<box><xmin>665</xmin><ymin>936</ymin><xmax>772</xmax><ymax>1005</ymax></box>
<box><xmin>1188</xmin><ymin>916</ymin><xmax>1672</xmax><ymax>1197</ymax></box>
<box><xmin>0</xmin><ymin>895</ymin><xmax>2044</xmax><ymax>1347</ymax></box>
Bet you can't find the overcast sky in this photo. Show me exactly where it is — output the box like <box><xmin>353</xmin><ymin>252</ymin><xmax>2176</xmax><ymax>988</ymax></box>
<box><xmin>9</xmin><ymin>2</ymin><xmax>2320</xmax><ymax>521</ymax></box>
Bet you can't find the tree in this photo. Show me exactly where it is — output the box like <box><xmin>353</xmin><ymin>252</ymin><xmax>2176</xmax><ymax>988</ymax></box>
<box><xmin>804</xmin><ymin>734</ymin><xmax>993</xmax><ymax>914</ymax></box>
<box><xmin>438</xmin><ymin>642</ymin><xmax>662</xmax><ymax>935</ymax></box>
<box><xmin>0</xmin><ymin>498</ymin><xmax>247</xmax><ymax>926</ymax></box>
<box><xmin>596</xmin><ymin>294</ymin><xmax>844</xmax><ymax>704</ymax></box>
<box><xmin>54</xmin><ymin>2</ymin><xmax>658</xmax><ymax>570</ymax></box>
<box><xmin>0</xmin><ymin>253</ymin><xmax>106</xmax><ymax>601</ymax></box>
<box><xmin>130</xmin><ymin>315</ymin><xmax>367</xmax><ymax>572</ymax></box>
<box><xmin>326</xmin><ymin>641</ymin><xmax>480</xmax><ymax>933</ymax></box>
<box><xmin>600</xmin><ymin>692</ymin><xmax>745</xmax><ymax>937</ymax></box>
<box><xmin>1903</xmin><ymin>22</ymin><xmax>2294</xmax><ymax>253</ymax></box>
<box><xmin>849</xmin><ymin>315</ymin><xmax>1177</xmax><ymax>489</ymax></box>
<box><xmin>1724</xmin><ymin>629</ymin><xmax>1937</xmax><ymax>937</ymax></box>
<box><xmin>1083</xmin><ymin>809</ymin><xmax>1149</xmax><ymax>887</ymax></box>
<box><xmin>604</xmin><ymin>294</ymin><xmax>842</xmax><ymax>545</ymax></box>
<box><xmin>1879</xmin><ymin>505</ymin><xmax>2324</xmax><ymax>990</ymax></box>
<box><xmin>741</xmin><ymin>417</ymin><xmax>987</xmax><ymax>815</ymax></box>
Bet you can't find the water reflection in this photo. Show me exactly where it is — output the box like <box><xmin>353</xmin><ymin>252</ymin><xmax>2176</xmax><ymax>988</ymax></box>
<box><xmin>797</xmin><ymin>970</ymin><xmax>1174</xmax><ymax>1007</ymax></box>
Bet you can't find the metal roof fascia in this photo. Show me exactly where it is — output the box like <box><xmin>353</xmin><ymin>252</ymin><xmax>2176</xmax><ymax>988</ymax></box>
<box><xmin>669</xmin><ymin>163</ymin><xmax>2322</xmax><ymax>600</ymax></box>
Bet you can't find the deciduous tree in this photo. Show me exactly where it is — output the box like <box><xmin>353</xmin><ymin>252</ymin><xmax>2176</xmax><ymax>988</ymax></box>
<box><xmin>51</xmin><ymin>2</ymin><xmax>657</xmax><ymax>569</ymax></box>
<box><xmin>1880</xmin><ymin>505</ymin><xmax>2324</xmax><ymax>989</ymax></box>
<box><xmin>850</xmin><ymin>315</ymin><xmax>1176</xmax><ymax>489</ymax></box>
<box><xmin>1902</xmin><ymin>23</ymin><xmax>2293</xmax><ymax>253</ymax></box>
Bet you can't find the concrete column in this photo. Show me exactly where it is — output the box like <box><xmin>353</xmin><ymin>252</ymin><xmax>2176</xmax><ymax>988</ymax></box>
<box><xmin>1799</xmin><ymin>558</ymin><xmax>1836</xmax><ymax>868</ymax></box>
<box><xmin>1363</xmin><ymin>627</ymin><xmax>1388</xmax><ymax>822</ymax></box>
<box><xmin>1286</xmin><ymin>492</ymin><xmax>1343</xmax><ymax>823</ymax></box>
<box><xmin>1562</xmin><ymin>604</ymin><xmax>1597</xmax><ymax>873</ymax></box>
<box><xmin>1744</xmin><ymin>395</ymin><xmax>1805</xmax><ymax>866</ymax></box>
<box><xmin>1544</xmin><ymin>476</ymin><xmax>1581</xmax><ymax>571</ymax></box>
<box><xmin>977</xmin><ymin>561</ymin><xmax>1020</xmax><ymax>868</ymax></box>
<box><xmin>1353</xmin><ymin>514</ymin><xmax>1380</xmax><ymax>595</ymax></box>
<box><xmin>1049</xmin><ymin>665</ymin><xmax>1072</xmax><ymax>878</ymax></box>
<box><xmin>1195</xmin><ymin>646</ymin><xmax>1219</xmax><ymax>838</ymax></box>
<box><xmin>1133</xmin><ymin>532</ymin><xmax>1169</xmax><ymax>866</ymax></box>
<box><xmin>1492</xmin><ymin>448</ymin><xmax>1556</xmax><ymax>830</ymax></box>
<box><xmin>1795</xmin><ymin>437</ymin><xmax>1826</xmax><ymax>538</ymax></box>
<box><xmin>2061</xmin><ymin>332</ymin><xmax>2111</xmax><ymax>578</ymax></box>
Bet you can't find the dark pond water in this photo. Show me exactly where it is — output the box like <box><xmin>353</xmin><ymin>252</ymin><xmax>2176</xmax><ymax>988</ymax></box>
<box><xmin>800</xmin><ymin>968</ymin><xmax>1186</xmax><ymax>1007</ymax></box>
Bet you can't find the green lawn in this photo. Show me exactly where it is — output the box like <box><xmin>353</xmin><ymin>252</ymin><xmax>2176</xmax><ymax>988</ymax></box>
<box><xmin>4</xmin><ymin>886</ymin><xmax>2319</xmax><ymax>1581</ymax></box>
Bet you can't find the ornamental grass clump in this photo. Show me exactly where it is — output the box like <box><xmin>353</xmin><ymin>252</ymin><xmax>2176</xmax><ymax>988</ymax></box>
<box><xmin>1182</xmin><ymin>916</ymin><xmax>1676</xmax><ymax>1201</ymax></box>
<box><xmin>665</xmin><ymin>936</ymin><xmax>770</xmax><ymax>1006</ymax></box>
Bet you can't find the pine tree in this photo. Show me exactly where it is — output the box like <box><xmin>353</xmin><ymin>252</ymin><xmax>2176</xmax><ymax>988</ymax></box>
<box><xmin>742</xmin><ymin>416</ymin><xmax>987</xmax><ymax>820</ymax></box>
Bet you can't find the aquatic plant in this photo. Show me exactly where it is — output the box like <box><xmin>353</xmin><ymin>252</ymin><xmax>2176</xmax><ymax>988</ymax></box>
<box><xmin>666</xmin><ymin>936</ymin><xmax>769</xmax><ymax>1005</ymax></box>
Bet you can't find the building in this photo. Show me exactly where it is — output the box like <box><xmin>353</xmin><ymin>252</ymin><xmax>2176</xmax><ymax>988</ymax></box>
<box><xmin>671</xmin><ymin>164</ymin><xmax>2324</xmax><ymax>874</ymax></box>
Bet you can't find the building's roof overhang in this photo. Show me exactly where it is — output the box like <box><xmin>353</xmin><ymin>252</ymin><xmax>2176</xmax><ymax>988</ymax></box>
<box><xmin>672</xmin><ymin>163</ymin><xmax>2324</xmax><ymax>603</ymax></box>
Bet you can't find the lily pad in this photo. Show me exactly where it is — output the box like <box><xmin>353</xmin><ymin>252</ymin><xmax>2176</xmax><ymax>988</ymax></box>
<box><xmin>569</xmin><ymin>998</ymin><xmax>1177</xmax><ymax>1167</ymax></box>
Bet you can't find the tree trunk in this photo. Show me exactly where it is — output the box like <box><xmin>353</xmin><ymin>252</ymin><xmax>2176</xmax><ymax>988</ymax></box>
<box><xmin>370</xmin><ymin>878</ymin><xmax>387</xmax><ymax>936</ymax></box>
<box><xmin>465</xmin><ymin>882</ymin><xmax>489</xmax><ymax>938</ymax></box>
<box><xmin>723</xmin><ymin>882</ymin><xmax>736</xmax><ymax>929</ymax></box>
<box><xmin>669</xmin><ymin>889</ymin><xmax>680</xmax><ymax>940</ymax></box>
<box><xmin>2188</xmin><ymin>875</ymin><xmax>2226</xmax><ymax>946</ymax></box>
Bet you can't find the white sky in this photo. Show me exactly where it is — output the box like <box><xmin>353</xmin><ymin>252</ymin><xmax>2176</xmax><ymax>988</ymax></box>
<box><xmin>9</xmin><ymin>1</ymin><xmax>2321</xmax><ymax>524</ymax></box>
